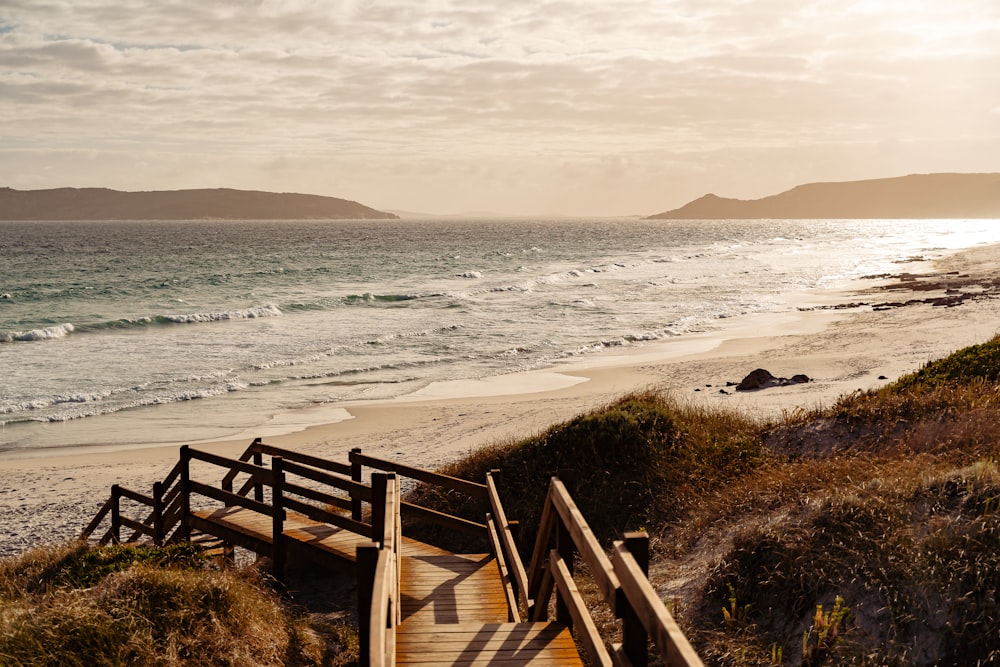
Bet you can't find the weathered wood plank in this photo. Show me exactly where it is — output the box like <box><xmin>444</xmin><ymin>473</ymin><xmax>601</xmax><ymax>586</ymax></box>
<box><xmin>350</xmin><ymin>450</ymin><xmax>488</xmax><ymax>499</ymax></box>
<box><xmin>400</xmin><ymin>552</ymin><xmax>511</xmax><ymax>625</ymax></box>
<box><xmin>611</xmin><ymin>542</ymin><xmax>704</xmax><ymax>667</ymax></box>
<box><xmin>549</xmin><ymin>479</ymin><xmax>620</xmax><ymax>604</ymax></box>
<box><xmin>550</xmin><ymin>551</ymin><xmax>613</xmax><ymax>667</ymax></box>
<box><xmin>396</xmin><ymin>622</ymin><xmax>584</xmax><ymax>666</ymax></box>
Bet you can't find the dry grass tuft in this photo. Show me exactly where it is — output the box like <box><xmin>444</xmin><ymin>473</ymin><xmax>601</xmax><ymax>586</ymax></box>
<box><xmin>416</xmin><ymin>336</ymin><xmax>1000</xmax><ymax>665</ymax></box>
<box><xmin>0</xmin><ymin>542</ymin><xmax>356</xmax><ymax>666</ymax></box>
<box><xmin>415</xmin><ymin>389</ymin><xmax>766</xmax><ymax>551</ymax></box>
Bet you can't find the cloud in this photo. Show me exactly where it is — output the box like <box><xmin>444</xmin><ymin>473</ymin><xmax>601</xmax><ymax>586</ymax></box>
<box><xmin>1</xmin><ymin>0</ymin><xmax>999</xmax><ymax>214</ymax></box>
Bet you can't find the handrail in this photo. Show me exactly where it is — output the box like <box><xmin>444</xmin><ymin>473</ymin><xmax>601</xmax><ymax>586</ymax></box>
<box><xmin>527</xmin><ymin>477</ymin><xmax>704</xmax><ymax>667</ymax></box>
<box><xmin>611</xmin><ymin>539</ymin><xmax>703</xmax><ymax>667</ymax></box>
<box><xmin>358</xmin><ymin>472</ymin><xmax>401</xmax><ymax>667</ymax></box>
<box><xmin>350</xmin><ymin>449</ymin><xmax>489</xmax><ymax>499</ymax></box>
<box><xmin>190</xmin><ymin>447</ymin><xmax>277</xmax><ymax>485</ymax></box>
<box><xmin>254</xmin><ymin>441</ymin><xmax>352</xmax><ymax>477</ymax></box>
<box><xmin>550</xmin><ymin>549</ymin><xmax>613</xmax><ymax>666</ymax></box>
<box><xmin>222</xmin><ymin>441</ymin><xmax>485</xmax><ymax>542</ymax></box>
<box><xmin>486</xmin><ymin>471</ymin><xmax>530</xmax><ymax>615</ymax></box>
<box><xmin>222</xmin><ymin>438</ymin><xmax>353</xmax><ymax>490</ymax></box>
<box><xmin>80</xmin><ymin>495</ymin><xmax>115</xmax><ymax>540</ymax></box>
<box><xmin>282</xmin><ymin>459</ymin><xmax>371</xmax><ymax>504</ymax></box>
<box><xmin>115</xmin><ymin>486</ymin><xmax>155</xmax><ymax>507</ymax></box>
<box><xmin>83</xmin><ymin>481</ymin><xmax>175</xmax><ymax>547</ymax></box>
<box><xmin>400</xmin><ymin>500</ymin><xmax>487</xmax><ymax>535</ymax></box>
<box><xmin>486</xmin><ymin>512</ymin><xmax>521</xmax><ymax>622</ymax></box>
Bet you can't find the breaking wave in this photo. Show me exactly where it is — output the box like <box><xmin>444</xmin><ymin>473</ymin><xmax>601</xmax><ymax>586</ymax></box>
<box><xmin>0</xmin><ymin>323</ymin><xmax>75</xmax><ymax>343</ymax></box>
<box><xmin>1</xmin><ymin>306</ymin><xmax>283</xmax><ymax>342</ymax></box>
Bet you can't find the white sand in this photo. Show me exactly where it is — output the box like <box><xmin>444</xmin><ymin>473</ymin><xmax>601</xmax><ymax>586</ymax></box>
<box><xmin>2</xmin><ymin>245</ymin><xmax>999</xmax><ymax>557</ymax></box>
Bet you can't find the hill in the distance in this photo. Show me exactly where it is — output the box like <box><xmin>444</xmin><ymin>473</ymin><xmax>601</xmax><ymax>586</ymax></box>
<box><xmin>647</xmin><ymin>173</ymin><xmax>1000</xmax><ymax>219</ymax></box>
<box><xmin>0</xmin><ymin>187</ymin><xmax>398</xmax><ymax>220</ymax></box>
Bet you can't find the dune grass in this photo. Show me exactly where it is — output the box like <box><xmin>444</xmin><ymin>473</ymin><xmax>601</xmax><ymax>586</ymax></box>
<box><xmin>420</xmin><ymin>334</ymin><xmax>1000</xmax><ymax>666</ymax></box>
<box><xmin>7</xmin><ymin>335</ymin><xmax>1000</xmax><ymax>666</ymax></box>
<box><xmin>0</xmin><ymin>541</ymin><xmax>357</xmax><ymax>666</ymax></box>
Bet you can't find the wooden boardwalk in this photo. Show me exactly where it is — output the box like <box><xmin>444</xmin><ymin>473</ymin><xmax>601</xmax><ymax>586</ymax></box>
<box><xmin>192</xmin><ymin>506</ymin><xmax>583</xmax><ymax>665</ymax></box>
<box><xmin>398</xmin><ymin>550</ymin><xmax>582</xmax><ymax>666</ymax></box>
<box><xmin>83</xmin><ymin>440</ymin><xmax>701</xmax><ymax>667</ymax></box>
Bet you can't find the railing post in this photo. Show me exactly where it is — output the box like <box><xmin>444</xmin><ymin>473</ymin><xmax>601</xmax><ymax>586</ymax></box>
<box><xmin>253</xmin><ymin>450</ymin><xmax>264</xmax><ymax>503</ymax></box>
<box><xmin>272</xmin><ymin>456</ymin><xmax>285</xmax><ymax>582</ymax></box>
<box><xmin>152</xmin><ymin>481</ymin><xmax>164</xmax><ymax>546</ymax></box>
<box><xmin>371</xmin><ymin>472</ymin><xmax>388</xmax><ymax>545</ymax></box>
<box><xmin>351</xmin><ymin>447</ymin><xmax>363</xmax><ymax>522</ymax></box>
<box><xmin>357</xmin><ymin>543</ymin><xmax>379</xmax><ymax>665</ymax></box>
<box><xmin>110</xmin><ymin>485</ymin><xmax>121</xmax><ymax>544</ymax></box>
<box><xmin>179</xmin><ymin>445</ymin><xmax>192</xmax><ymax>543</ymax></box>
<box><xmin>622</xmin><ymin>531</ymin><xmax>650</xmax><ymax>667</ymax></box>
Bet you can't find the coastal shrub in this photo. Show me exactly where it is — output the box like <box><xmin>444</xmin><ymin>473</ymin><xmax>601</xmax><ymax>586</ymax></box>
<box><xmin>893</xmin><ymin>334</ymin><xmax>1000</xmax><ymax>389</ymax></box>
<box><xmin>831</xmin><ymin>335</ymin><xmax>1000</xmax><ymax>418</ymax></box>
<box><xmin>699</xmin><ymin>459</ymin><xmax>1000</xmax><ymax>665</ymax></box>
<box><xmin>0</xmin><ymin>542</ymin><xmax>336</xmax><ymax>666</ymax></box>
<box><xmin>0</xmin><ymin>541</ymin><xmax>206</xmax><ymax>596</ymax></box>
<box><xmin>418</xmin><ymin>390</ymin><xmax>766</xmax><ymax>546</ymax></box>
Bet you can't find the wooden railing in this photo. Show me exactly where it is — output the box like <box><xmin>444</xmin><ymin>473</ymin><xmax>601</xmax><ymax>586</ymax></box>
<box><xmin>80</xmin><ymin>459</ymin><xmax>185</xmax><ymax>547</ymax></box>
<box><xmin>81</xmin><ymin>440</ymin><xmax>492</xmax><ymax>568</ymax></box>
<box><xmin>486</xmin><ymin>470</ymin><xmax>529</xmax><ymax>621</ymax></box>
<box><xmin>356</xmin><ymin>472</ymin><xmax>402</xmax><ymax>667</ymax></box>
<box><xmin>81</xmin><ymin>439</ymin><xmax>484</xmax><ymax>548</ymax></box>
<box><xmin>80</xmin><ymin>440</ymin><xmax>705</xmax><ymax>665</ymax></box>
<box><xmin>526</xmin><ymin>478</ymin><xmax>704</xmax><ymax>667</ymax></box>
<box><xmin>349</xmin><ymin>448</ymin><xmax>489</xmax><ymax>539</ymax></box>
<box><xmin>177</xmin><ymin>445</ymin><xmax>387</xmax><ymax>580</ymax></box>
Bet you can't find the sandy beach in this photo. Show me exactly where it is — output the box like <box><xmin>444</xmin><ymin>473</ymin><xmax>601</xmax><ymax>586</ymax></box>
<box><xmin>3</xmin><ymin>244</ymin><xmax>1000</xmax><ymax>558</ymax></box>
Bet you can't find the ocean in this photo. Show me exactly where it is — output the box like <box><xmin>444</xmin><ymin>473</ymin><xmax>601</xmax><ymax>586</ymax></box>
<box><xmin>2</xmin><ymin>217</ymin><xmax>998</xmax><ymax>455</ymax></box>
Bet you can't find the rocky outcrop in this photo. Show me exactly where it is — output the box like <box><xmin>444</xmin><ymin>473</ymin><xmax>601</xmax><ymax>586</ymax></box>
<box><xmin>735</xmin><ymin>369</ymin><xmax>811</xmax><ymax>391</ymax></box>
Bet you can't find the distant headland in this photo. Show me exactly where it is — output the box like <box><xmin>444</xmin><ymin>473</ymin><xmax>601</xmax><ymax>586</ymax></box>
<box><xmin>0</xmin><ymin>187</ymin><xmax>399</xmax><ymax>220</ymax></box>
<box><xmin>647</xmin><ymin>173</ymin><xmax>1000</xmax><ymax>219</ymax></box>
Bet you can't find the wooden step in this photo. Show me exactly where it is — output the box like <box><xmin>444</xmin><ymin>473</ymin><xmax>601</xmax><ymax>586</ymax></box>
<box><xmin>396</xmin><ymin>622</ymin><xmax>584</xmax><ymax>666</ymax></box>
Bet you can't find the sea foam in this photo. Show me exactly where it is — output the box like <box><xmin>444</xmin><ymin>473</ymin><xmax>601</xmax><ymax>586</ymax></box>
<box><xmin>0</xmin><ymin>323</ymin><xmax>75</xmax><ymax>343</ymax></box>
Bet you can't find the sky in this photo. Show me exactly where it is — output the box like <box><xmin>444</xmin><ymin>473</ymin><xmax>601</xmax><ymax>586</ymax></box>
<box><xmin>2</xmin><ymin>1</ymin><xmax>999</xmax><ymax>217</ymax></box>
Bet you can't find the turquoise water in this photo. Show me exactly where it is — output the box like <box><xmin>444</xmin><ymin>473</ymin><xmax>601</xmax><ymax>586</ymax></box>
<box><xmin>2</xmin><ymin>217</ymin><xmax>997</xmax><ymax>452</ymax></box>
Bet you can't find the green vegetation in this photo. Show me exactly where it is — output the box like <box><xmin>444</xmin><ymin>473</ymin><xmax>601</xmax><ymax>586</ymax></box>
<box><xmin>421</xmin><ymin>391</ymin><xmax>765</xmax><ymax>549</ymax></box>
<box><xmin>426</xmin><ymin>334</ymin><xmax>1000</xmax><ymax>665</ymax></box>
<box><xmin>0</xmin><ymin>542</ymin><xmax>358</xmax><ymax>666</ymax></box>
<box><xmin>8</xmin><ymin>335</ymin><xmax>1000</xmax><ymax>665</ymax></box>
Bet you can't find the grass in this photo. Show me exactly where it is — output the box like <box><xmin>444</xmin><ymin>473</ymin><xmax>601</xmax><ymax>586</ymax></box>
<box><xmin>8</xmin><ymin>335</ymin><xmax>1000</xmax><ymax>665</ymax></box>
<box><xmin>419</xmin><ymin>390</ymin><xmax>766</xmax><ymax>550</ymax></box>
<box><xmin>416</xmin><ymin>334</ymin><xmax>1000</xmax><ymax>666</ymax></box>
<box><xmin>0</xmin><ymin>542</ymin><xmax>358</xmax><ymax>666</ymax></box>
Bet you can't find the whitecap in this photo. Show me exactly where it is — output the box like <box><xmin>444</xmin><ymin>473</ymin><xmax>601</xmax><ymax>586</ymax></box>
<box><xmin>0</xmin><ymin>323</ymin><xmax>75</xmax><ymax>343</ymax></box>
<box><xmin>165</xmin><ymin>305</ymin><xmax>282</xmax><ymax>324</ymax></box>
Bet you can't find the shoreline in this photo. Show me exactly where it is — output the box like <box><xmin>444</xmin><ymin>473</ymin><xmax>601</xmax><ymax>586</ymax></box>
<box><xmin>3</xmin><ymin>244</ymin><xmax>1000</xmax><ymax>556</ymax></box>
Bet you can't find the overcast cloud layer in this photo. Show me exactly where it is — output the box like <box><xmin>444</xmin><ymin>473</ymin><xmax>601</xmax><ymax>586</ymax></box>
<box><xmin>2</xmin><ymin>0</ymin><xmax>999</xmax><ymax>215</ymax></box>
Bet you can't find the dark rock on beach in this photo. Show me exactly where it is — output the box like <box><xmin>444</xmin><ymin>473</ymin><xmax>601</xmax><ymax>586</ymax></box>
<box><xmin>736</xmin><ymin>368</ymin><xmax>811</xmax><ymax>391</ymax></box>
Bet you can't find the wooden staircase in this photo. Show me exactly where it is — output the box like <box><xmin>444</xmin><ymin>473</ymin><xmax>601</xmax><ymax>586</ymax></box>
<box><xmin>82</xmin><ymin>438</ymin><xmax>703</xmax><ymax>667</ymax></box>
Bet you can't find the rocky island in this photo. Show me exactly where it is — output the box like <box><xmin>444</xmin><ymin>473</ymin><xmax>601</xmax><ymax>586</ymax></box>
<box><xmin>0</xmin><ymin>186</ymin><xmax>398</xmax><ymax>220</ymax></box>
<box><xmin>647</xmin><ymin>172</ymin><xmax>1000</xmax><ymax>219</ymax></box>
